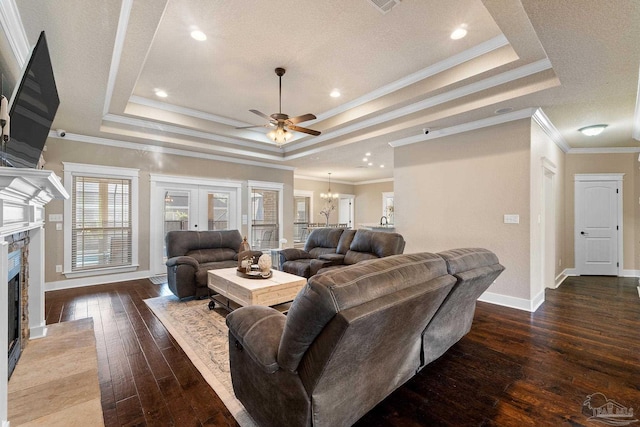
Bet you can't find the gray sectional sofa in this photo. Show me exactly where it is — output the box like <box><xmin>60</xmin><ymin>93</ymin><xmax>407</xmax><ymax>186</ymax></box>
<box><xmin>165</xmin><ymin>230</ymin><xmax>262</xmax><ymax>299</ymax></box>
<box><xmin>226</xmin><ymin>248</ymin><xmax>504</xmax><ymax>427</ymax></box>
<box><xmin>278</xmin><ymin>227</ymin><xmax>406</xmax><ymax>278</ymax></box>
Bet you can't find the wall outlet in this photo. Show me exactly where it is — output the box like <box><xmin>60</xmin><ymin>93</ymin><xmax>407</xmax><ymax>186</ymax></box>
<box><xmin>55</xmin><ymin>265</ymin><xmax>62</xmax><ymax>273</ymax></box>
<box><xmin>55</xmin><ymin>223</ymin><xmax>62</xmax><ymax>231</ymax></box>
<box><xmin>558</xmin><ymin>258</ymin><xmax>562</xmax><ymax>267</ymax></box>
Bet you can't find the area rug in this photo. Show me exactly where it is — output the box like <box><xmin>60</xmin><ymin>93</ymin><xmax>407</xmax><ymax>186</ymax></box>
<box><xmin>144</xmin><ymin>296</ymin><xmax>257</xmax><ymax>427</ymax></box>
<box><xmin>8</xmin><ymin>318</ymin><xmax>104</xmax><ymax>426</ymax></box>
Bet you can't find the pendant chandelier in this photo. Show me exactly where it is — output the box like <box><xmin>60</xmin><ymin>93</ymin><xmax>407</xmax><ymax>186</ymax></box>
<box><xmin>320</xmin><ymin>173</ymin><xmax>338</xmax><ymax>202</ymax></box>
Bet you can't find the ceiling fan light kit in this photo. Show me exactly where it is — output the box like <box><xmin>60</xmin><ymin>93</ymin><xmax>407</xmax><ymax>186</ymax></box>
<box><xmin>239</xmin><ymin>67</ymin><xmax>321</xmax><ymax>148</ymax></box>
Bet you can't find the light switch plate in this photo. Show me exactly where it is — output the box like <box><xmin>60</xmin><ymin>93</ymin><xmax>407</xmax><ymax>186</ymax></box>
<box><xmin>504</xmin><ymin>214</ymin><xmax>520</xmax><ymax>224</ymax></box>
<box><xmin>48</xmin><ymin>214</ymin><xmax>63</xmax><ymax>222</ymax></box>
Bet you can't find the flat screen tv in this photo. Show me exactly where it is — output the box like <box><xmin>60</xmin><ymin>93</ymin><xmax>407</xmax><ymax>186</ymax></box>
<box><xmin>4</xmin><ymin>31</ymin><xmax>59</xmax><ymax>168</ymax></box>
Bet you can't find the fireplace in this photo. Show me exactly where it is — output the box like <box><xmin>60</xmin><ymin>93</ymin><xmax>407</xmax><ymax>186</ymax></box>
<box><xmin>7</xmin><ymin>249</ymin><xmax>20</xmax><ymax>378</ymax></box>
<box><xmin>0</xmin><ymin>167</ymin><xmax>68</xmax><ymax>426</ymax></box>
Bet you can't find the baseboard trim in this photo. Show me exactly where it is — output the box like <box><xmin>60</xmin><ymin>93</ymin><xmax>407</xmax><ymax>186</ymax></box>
<box><xmin>478</xmin><ymin>291</ymin><xmax>543</xmax><ymax>312</ymax></box>
<box><xmin>29</xmin><ymin>324</ymin><xmax>48</xmax><ymax>339</ymax></box>
<box><xmin>46</xmin><ymin>269</ymin><xmax>152</xmax><ymax>292</ymax></box>
<box><xmin>621</xmin><ymin>269</ymin><xmax>640</xmax><ymax>277</ymax></box>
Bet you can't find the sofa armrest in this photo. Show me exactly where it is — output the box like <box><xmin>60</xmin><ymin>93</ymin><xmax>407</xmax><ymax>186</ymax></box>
<box><xmin>226</xmin><ymin>306</ymin><xmax>286</xmax><ymax>374</ymax></box>
<box><xmin>279</xmin><ymin>248</ymin><xmax>312</xmax><ymax>263</ymax></box>
<box><xmin>166</xmin><ymin>256</ymin><xmax>199</xmax><ymax>269</ymax></box>
<box><xmin>317</xmin><ymin>253</ymin><xmax>345</xmax><ymax>264</ymax></box>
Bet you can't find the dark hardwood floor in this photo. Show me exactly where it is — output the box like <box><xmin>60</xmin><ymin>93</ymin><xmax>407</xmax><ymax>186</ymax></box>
<box><xmin>44</xmin><ymin>276</ymin><xmax>640</xmax><ymax>426</ymax></box>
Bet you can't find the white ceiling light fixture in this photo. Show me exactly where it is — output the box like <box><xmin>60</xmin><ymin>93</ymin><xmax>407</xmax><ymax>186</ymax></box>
<box><xmin>362</xmin><ymin>157</ymin><xmax>368</xmax><ymax>162</ymax></box>
<box><xmin>450</xmin><ymin>25</ymin><xmax>468</xmax><ymax>40</ymax></box>
<box><xmin>579</xmin><ymin>124</ymin><xmax>608</xmax><ymax>136</ymax></box>
<box><xmin>330</xmin><ymin>89</ymin><xmax>341</xmax><ymax>98</ymax></box>
<box><xmin>154</xmin><ymin>89</ymin><xmax>168</xmax><ymax>98</ymax></box>
<box><xmin>320</xmin><ymin>173</ymin><xmax>339</xmax><ymax>202</ymax></box>
<box><xmin>190</xmin><ymin>30</ymin><xmax>207</xmax><ymax>41</ymax></box>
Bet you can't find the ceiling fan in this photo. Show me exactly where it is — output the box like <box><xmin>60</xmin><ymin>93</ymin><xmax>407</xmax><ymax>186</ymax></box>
<box><xmin>237</xmin><ymin>67</ymin><xmax>321</xmax><ymax>146</ymax></box>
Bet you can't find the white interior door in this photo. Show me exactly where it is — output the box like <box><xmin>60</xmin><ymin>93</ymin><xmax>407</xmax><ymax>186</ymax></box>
<box><xmin>575</xmin><ymin>179</ymin><xmax>620</xmax><ymax>275</ymax></box>
<box><xmin>339</xmin><ymin>196</ymin><xmax>354</xmax><ymax>228</ymax></box>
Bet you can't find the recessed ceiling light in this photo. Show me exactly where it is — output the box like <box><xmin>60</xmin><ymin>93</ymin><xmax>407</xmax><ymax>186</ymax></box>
<box><xmin>190</xmin><ymin>30</ymin><xmax>207</xmax><ymax>41</ymax></box>
<box><xmin>450</xmin><ymin>25</ymin><xmax>468</xmax><ymax>40</ymax></box>
<box><xmin>363</xmin><ymin>157</ymin><xmax>368</xmax><ymax>162</ymax></box>
<box><xmin>368</xmin><ymin>162</ymin><xmax>373</xmax><ymax>166</ymax></box>
<box><xmin>380</xmin><ymin>164</ymin><xmax>385</xmax><ymax>168</ymax></box>
<box><xmin>365</xmin><ymin>152</ymin><xmax>371</xmax><ymax>156</ymax></box>
<box><xmin>155</xmin><ymin>89</ymin><xmax>168</xmax><ymax>98</ymax></box>
<box><xmin>330</xmin><ymin>89</ymin><xmax>341</xmax><ymax>98</ymax></box>
<box><xmin>579</xmin><ymin>124</ymin><xmax>608</xmax><ymax>136</ymax></box>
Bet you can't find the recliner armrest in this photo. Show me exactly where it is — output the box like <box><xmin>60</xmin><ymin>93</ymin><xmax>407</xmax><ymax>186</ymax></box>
<box><xmin>226</xmin><ymin>306</ymin><xmax>286</xmax><ymax>374</ymax></box>
<box><xmin>279</xmin><ymin>248</ymin><xmax>312</xmax><ymax>262</ymax></box>
<box><xmin>165</xmin><ymin>256</ymin><xmax>199</xmax><ymax>269</ymax></box>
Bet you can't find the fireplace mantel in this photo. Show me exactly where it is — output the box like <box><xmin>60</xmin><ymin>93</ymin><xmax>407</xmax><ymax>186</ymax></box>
<box><xmin>0</xmin><ymin>167</ymin><xmax>68</xmax><ymax>427</ymax></box>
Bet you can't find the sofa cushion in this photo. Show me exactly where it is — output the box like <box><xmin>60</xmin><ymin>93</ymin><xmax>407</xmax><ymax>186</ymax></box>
<box><xmin>336</xmin><ymin>229</ymin><xmax>356</xmax><ymax>254</ymax></box>
<box><xmin>303</xmin><ymin>228</ymin><xmax>344</xmax><ymax>253</ymax></box>
<box><xmin>343</xmin><ymin>230</ymin><xmax>405</xmax><ymax>265</ymax></box>
<box><xmin>187</xmin><ymin>247</ymin><xmax>238</xmax><ymax>264</ymax></box>
<box><xmin>166</xmin><ymin>229</ymin><xmax>243</xmax><ymax>257</ymax></box>
<box><xmin>277</xmin><ymin>252</ymin><xmax>448</xmax><ymax>372</ymax></box>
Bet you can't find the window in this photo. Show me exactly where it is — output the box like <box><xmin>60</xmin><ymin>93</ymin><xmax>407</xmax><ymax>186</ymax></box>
<box><xmin>248</xmin><ymin>181</ymin><xmax>283</xmax><ymax>251</ymax></box>
<box><xmin>64</xmin><ymin>163</ymin><xmax>139</xmax><ymax>277</ymax></box>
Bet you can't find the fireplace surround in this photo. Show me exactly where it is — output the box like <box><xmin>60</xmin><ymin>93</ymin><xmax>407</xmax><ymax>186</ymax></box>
<box><xmin>0</xmin><ymin>168</ymin><xmax>68</xmax><ymax>427</ymax></box>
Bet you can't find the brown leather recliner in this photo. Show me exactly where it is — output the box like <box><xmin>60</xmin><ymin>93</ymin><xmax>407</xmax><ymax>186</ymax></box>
<box><xmin>165</xmin><ymin>230</ymin><xmax>262</xmax><ymax>299</ymax></box>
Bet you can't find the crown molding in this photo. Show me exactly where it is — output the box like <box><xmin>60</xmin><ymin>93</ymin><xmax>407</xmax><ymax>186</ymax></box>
<box><xmin>568</xmin><ymin>147</ymin><xmax>640</xmax><ymax>154</ymax></box>
<box><xmin>354</xmin><ymin>177</ymin><xmax>394</xmax><ymax>185</ymax></box>
<box><xmin>102</xmin><ymin>113</ymin><xmax>282</xmax><ymax>154</ymax></box>
<box><xmin>102</xmin><ymin>0</ymin><xmax>133</xmax><ymax>116</ymax></box>
<box><xmin>389</xmin><ymin>107</ymin><xmax>537</xmax><ymax>147</ymax></box>
<box><xmin>532</xmin><ymin>108</ymin><xmax>570</xmax><ymax>153</ymax></box>
<box><xmin>287</xmin><ymin>59</ymin><xmax>552</xmax><ymax>153</ymax></box>
<box><xmin>129</xmin><ymin>95</ymin><xmax>253</xmax><ymax>128</ymax></box>
<box><xmin>310</xmin><ymin>35</ymin><xmax>510</xmax><ymax>125</ymax></box>
<box><xmin>0</xmin><ymin>0</ymin><xmax>29</xmax><ymax>67</ymax></box>
<box><xmin>294</xmin><ymin>174</ymin><xmax>354</xmax><ymax>185</ymax></box>
<box><xmin>48</xmin><ymin>130</ymin><xmax>295</xmax><ymax>171</ymax></box>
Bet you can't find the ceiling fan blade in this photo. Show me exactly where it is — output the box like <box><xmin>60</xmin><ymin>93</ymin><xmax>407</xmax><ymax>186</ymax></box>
<box><xmin>287</xmin><ymin>113</ymin><xmax>316</xmax><ymax>125</ymax></box>
<box><xmin>249</xmin><ymin>109</ymin><xmax>272</xmax><ymax>121</ymax></box>
<box><xmin>235</xmin><ymin>125</ymin><xmax>265</xmax><ymax>129</ymax></box>
<box><xmin>288</xmin><ymin>124</ymin><xmax>321</xmax><ymax>136</ymax></box>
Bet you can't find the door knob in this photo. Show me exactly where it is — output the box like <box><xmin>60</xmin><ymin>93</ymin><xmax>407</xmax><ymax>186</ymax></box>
<box><xmin>580</xmin><ymin>231</ymin><xmax>588</xmax><ymax>235</ymax></box>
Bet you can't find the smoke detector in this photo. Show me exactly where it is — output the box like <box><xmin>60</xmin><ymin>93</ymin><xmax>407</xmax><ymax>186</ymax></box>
<box><xmin>367</xmin><ymin>0</ymin><xmax>401</xmax><ymax>14</ymax></box>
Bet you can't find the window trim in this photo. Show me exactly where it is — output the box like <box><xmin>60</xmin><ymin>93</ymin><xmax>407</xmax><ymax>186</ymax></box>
<box><xmin>63</xmin><ymin>162</ymin><xmax>139</xmax><ymax>278</ymax></box>
<box><xmin>247</xmin><ymin>180</ymin><xmax>284</xmax><ymax>250</ymax></box>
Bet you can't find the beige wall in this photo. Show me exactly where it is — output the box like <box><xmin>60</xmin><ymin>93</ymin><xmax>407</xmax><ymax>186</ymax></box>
<box><xmin>564</xmin><ymin>153</ymin><xmax>639</xmax><ymax>271</ymax></box>
<box><xmin>42</xmin><ymin>138</ymin><xmax>294</xmax><ymax>284</ymax></box>
<box><xmin>394</xmin><ymin>120</ymin><xmax>532</xmax><ymax>300</ymax></box>
<box><xmin>293</xmin><ymin>178</ymin><xmax>355</xmax><ymax>225</ymax></box>
<box><xmin>354</xmin><ymin>181</ymin><xmax>394</xmax><ymax>228</ymax></box>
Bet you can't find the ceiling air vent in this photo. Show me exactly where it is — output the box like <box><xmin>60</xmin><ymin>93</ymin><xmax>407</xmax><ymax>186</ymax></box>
<box><xmin>367</xmin><ymin>0</ymin><xmax>401</xmax><ymax>14</ymax></box>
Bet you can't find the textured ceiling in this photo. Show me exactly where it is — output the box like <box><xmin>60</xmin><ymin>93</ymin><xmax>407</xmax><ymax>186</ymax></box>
<box><xmin>6</xmin><ymin>0</ymin><xmax>640</xmax><ymax>182</ymax></box>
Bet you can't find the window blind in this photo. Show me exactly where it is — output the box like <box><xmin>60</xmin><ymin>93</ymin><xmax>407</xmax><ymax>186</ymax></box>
<box><xmin>71</xmin><ymin>176</ymin><xmax>132</xmax><ymax>271</ymax></box>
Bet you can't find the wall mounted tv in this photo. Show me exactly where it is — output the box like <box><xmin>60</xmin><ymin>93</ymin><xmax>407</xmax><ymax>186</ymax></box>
<box><xmin>4</xmin><ymin>31</ymin><xmax>59</xmax><ymax>168</ymax></box>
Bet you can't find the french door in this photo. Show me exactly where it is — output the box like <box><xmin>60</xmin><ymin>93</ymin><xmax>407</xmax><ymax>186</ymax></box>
<box><xmin>150</xmin><ymin>175</ymin><xmax>242</xmax><ymax>275</ymax></box>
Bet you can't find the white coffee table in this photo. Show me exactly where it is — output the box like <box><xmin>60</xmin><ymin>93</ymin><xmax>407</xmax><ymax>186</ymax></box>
<box><xmin>207</xmin><ymin>267</ymin><xmax>306</xmax><ymax>312</ymax></box>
